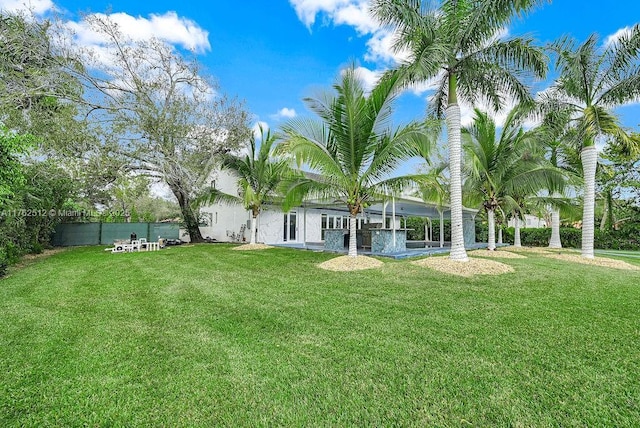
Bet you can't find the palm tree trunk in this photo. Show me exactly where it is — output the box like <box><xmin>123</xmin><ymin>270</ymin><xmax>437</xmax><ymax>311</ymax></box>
<box><xmin>446</xmin><ymin>103</ymin><xmax>468</xmax><ymax>261</ymax></box>
<box><xmin>250</xmin><ymin>214</ymin><xmax>258</xmax><ymax>244</ymax></box>
<box><xmin>549</xmin><ymin>206</ymin><xmax>562</xmax><ymax>248</ymax></box>
<box><xmin>348</xmin><ymin>214</ymin><xmax>357</xmax><ymax>257</ymax></box>
<box><xmin>599</xmin><ymin>205</ymin><xmax>607</xmax><ymax>231</ymax></box>
<box><xmin>169</xmin><ymin>184</ymin><xmax>204</xmax><ymax>243</ymax></box>
<box><xmin>514</xmin><ymin>217</ymin><xmax>522</xmax><ymax>247</ymax></box>
<box><xmin>498</xmin><ymin>227</ymin><xmax>503</xmax><ymax>244</ymax></box>
<box><xmin>581</xmin><ymin>145</ymin><xmax>597</xmax><ymax>259</ymax></box>
<box><xmin>601</xmin><ymin>189</ymin><xmax>614</xmax><ymax>231</ymax></box>
<box><xmin>439</xmin><ymin>210</ymin><xmax>444</xmax><ymax>248</ymax></box>
<box><xmin>487</xmin><ymin>209</ymin><xmax>496</xmax><ymax>251</ymax></box>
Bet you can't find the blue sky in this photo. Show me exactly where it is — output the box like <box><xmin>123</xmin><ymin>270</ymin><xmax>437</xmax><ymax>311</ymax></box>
<box><xmin>3</xmin><ymin>0</ymin><xmax>640</xmax><ymax>146</ymax></box>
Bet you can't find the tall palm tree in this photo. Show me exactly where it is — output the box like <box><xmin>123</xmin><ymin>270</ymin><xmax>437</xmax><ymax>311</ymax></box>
<box><xmin>197</xmin><ymin>126</ymin><xmax>297</xmax><ymax>245</ymax></box>
<box><xmin>543</xmin><ymin>28</ymin><xmax>640</xmax><ymax>258</ymax></box>
<box><xmin>527</xmin><ymin>118</ymin><xmax>583</xmax><ymax>248</ymax></box>
<box><xmin>596</xmin><ymin>148</ymin><xmax>640</xmax><ymax>231</ymax></box>
<box><xmin>544</xmin><ymin>132</ymin><xmax>582</xmax><ymax>248</ymax></box>
<box><xmin>280</xmin><ymin>66</ymin><xmax>433</xmax><ymax>257</ymax></box>
<box><xmin>371</xmin><ymin>0</ymin><xmax>548</xmax><ymax>261</ymax></box>
<box><xmin>462</xmin><ymin>107</ymin><xmax>564</xmax><ymax>250</ymax></box>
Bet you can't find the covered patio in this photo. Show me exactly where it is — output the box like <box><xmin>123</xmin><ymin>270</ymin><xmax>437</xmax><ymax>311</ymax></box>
<box><xmin>281</xmin><ymin>194</ymin><xmax>479</xmax><ymax>258</ymax></box>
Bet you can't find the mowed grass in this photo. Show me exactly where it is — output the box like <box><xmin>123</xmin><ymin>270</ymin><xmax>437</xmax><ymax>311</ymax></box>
<box><xmin>1</xmin><ymin>245</ymin><xmax>639</xmax><ymax>427</ymax></box>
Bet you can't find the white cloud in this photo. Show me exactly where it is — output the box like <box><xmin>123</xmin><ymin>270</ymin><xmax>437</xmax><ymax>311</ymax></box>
<box><xmin>352</xmin><ymin>66</ymin><xmax>380</xmax><ymax>92</ymax></box>
<box><xmin>460</xmin><ymin>101</ymin><xmax>514</xmax><ymax>128</ymax></box>
<box><xmin>364</xmin><ymin>28</ymin><xmax>408</xmax><ymax>65</ymax></box>
<box><xmin>252</xmin><ymin>121</ymin><xmax>270</xmax><ymax>140</ymax></box>
<box><xmin>69</xmin><ymin>11</ymin><xmax>210</xmax><ymax>53</ymax></box>
<box><xmin>289</xmin><ymin>0</ymin><xmax>350</xmax><ymax>29</ymax></box>
<box><xmin>287</xmin><ymin>0</ymin><xmax>417</xmax><ymax>75</ymax></box>
<box><xmin>271</xmin><ymin>108</ymin><xmax>297</xmax><ymax>120</ymax></box>
<box><xmin>492</xmin><ymin>27</ymin><xmax>510</xmax><ymax>43</ymax></box>
<box><xmin>289</xmin><ymin>0</ymin><xmax>377</xmax><ymax>34</ymax></box>
<box><xmin>605</xmin><ymin>26</ymin><xmax>632</xmax><ymax>47</ymax></box>
<box><xmin>0</xmin><ymin>0</ymin><xmax>54</xmax><ymax>14</ymax></box>
<box><xmin>333</xmin><ymin>2</ymin><xmax>377</xmax><ymax>34</ymax></box>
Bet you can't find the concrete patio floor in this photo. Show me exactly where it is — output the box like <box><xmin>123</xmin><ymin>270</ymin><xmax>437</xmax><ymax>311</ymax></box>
<box><xmin>273</xmin><ymin>242</ymin><xmax>491</xmax><ymax>259</ymax></box>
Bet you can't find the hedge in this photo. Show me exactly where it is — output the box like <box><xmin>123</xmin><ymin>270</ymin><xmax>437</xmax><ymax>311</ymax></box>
<box><xmin>496</xmin><ymin>226</ymin><xmax>640</xmax><ymax>250</ymax></box>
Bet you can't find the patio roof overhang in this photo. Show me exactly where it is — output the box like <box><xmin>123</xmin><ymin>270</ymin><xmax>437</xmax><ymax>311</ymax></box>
<box><xmin>300</xmin><ymin>196</ymin><xmax>478</xmax><ymax>219</ymax></box>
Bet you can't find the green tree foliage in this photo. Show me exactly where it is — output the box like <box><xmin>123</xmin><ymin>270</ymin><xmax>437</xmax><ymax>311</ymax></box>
<box><xmin>281</xmin><ymin>65</ymin><xmax>434</xmax><ymax>257</ymax></box>
<box><xmin>19</xmin><ymin>162</ymin><xmax>76</xmax><ymax>251</ymax></box>
<box><xmin>60</xmin><ymin>14</ymin><xmax>251</xmax><ymax>242</ymax></box>
<box><xmin>414</xmin><ymin>161</ymin><xmax>450</xmax><ymax>247</ymax></box>
<box><xmin>596</xmin><ymin>144</ymin><xmax>640</xmax><ymax>231</ymax></box>
<box><xmin>0</xmin><ymin>156</ymin><xmax>75</xmax><ymax>275</ymax></box>
<box><xmin>0</xmin><ymin>125</ymin><xmax>32</xmax><ymax>203</ymax></box>
<box><xmin>0</xmin><ymin>12</ymin><xmax>85</xmax><ymax>152</ymax></box>
<box><xmin>543</xmin><ymin>27</ymin><xmax>640</xmax><ymax>257</ymax></box>
<box><xmin>197</xmin><ymin>126</ymin><xmax>301</xmax><ymax>244</ymax></box>
<box><xmin>462</xmin><ymin>107</ymin><xmax>564</xmax><ymax>249</ymax></box>
<box><xmin>371</xmin><ymin>0</ymin><xmax>548</xmax><ymax>260</ymax></box>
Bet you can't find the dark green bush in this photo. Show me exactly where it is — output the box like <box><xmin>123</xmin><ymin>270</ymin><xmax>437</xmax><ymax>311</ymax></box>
<box><xmin>433</xmin><ymin>219</ymin><xmax>451</xmax><ymax>242</ymax></box>
<box><xmin>0</xmin><ymin>247</ymin><xmax>7</xmax><ymax>278</ymax></box>
<box><xmin>595</xmin><ymin>229</ymin><xmax>640</xmax><ymax>251</ymax></box>
<box><xmin>29</xmin><ymin>241</ymin><xmax>44</xmax><ymax>254</ymax></box>
<box><xmin>3</xmin><ymin>241</ymin><xmax>23</xmax><ymax>264</ymax></box>
<box><xmin>495</xmin><ymin>226</ymin><xmax>639</xmax><ymax>250</ymax></box>
<box><xmin>406</xmin><ymin>217</ymin><xmax>451</xmax><ymax>241</ymax></box>
<box><xmin>475</xmin><ymin>220</ymin><xmax>488</xmax><ymax>243</ymax></box>
<box><xmin>501</xmin><ymin>227</ymin><xmax>580</xmax><ymax>247</ymax></box>
<box><xmin>405</xmin><ymin>217</ymin><xmax>426</xmax><ymax>240</ymax></box>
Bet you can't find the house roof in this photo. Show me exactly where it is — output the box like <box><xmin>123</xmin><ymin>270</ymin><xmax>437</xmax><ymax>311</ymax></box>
<box><xmin>300</xmin><ymin>196</ymin><xmax>478</xmax><ymax>219</ymax></box>
<box><xmin>296</xmin><ymin>172</ymin><xmax>477</xmax><ymax>219</ymax></box>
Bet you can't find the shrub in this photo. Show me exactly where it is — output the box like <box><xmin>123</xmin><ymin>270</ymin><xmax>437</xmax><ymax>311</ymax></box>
<box><xmin>406</xmin><ymin>217</ymin><xmax>452</xmax><ymax>242</ymax></box>
<box><xmin>0</xmin><ymin>247</ymin><xmax>7</xmax><ymax>278</ymax></box>
<box><xmin>405</xmin><ymin>217</ymin><xmax>426</xmax><ymax>240</ymax></box>
<box><xmin>475</xmin><ymin>220</ymin><xmax>488</xmax><ymax>243</ymax></box>
<box><xmin>29</xmin><ymin>242</ymin><xmax>44</xmax><ymax>254</ymax></box>
<box><xmin>501</xmin><ymin>227</ymin><xmax>581</xmax><ymax>248</ymax></box>
<box><xmin>595</xmin><ymin>229</ymin><xmax>640</xmax><ymax>251</ymax></box>
<box><xmin>3</xmin><ymin>241</ymin><xmax>23</xmax><ymax>264</ymax></box>
<box><xmin>498</xmin><ymin>226</ymin><xmax>639</xmax><ymax>250</ymax></box>
<box><xmin>433</xmin><ymin>219</ymin><xmax>451</xmax><ymax>242</ymax></box>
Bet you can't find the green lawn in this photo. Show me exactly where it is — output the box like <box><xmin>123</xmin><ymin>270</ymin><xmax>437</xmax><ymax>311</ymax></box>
<box><xmin>596</xmin><ymin>249</ymin><xmax>640</xmax><ymax>259</ymax></box>
<box><xmin>1</xmin><ymin>245</ymin><xmax>639</xmax><ymax>426</ymax></box>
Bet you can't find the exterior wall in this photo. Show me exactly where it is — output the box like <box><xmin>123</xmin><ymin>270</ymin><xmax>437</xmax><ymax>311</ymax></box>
<box><xmin>199</xmin><ymin>205</ymin><xmax>250</xmax><ymax>242</ymax></box>
<box><xmin>257</xmin><ymin>209</ymin><xmax>284</xmax><ymax>244</ymax></box>
<box><xmin>255</xmin><ymin>206</ymin><xmax>387</xmax><ymax>245</ymax></box>
<box><xmin>198</xmin><ymin>169</ymin><xmax>251</xmax><ymax>242</ymax></box>
<box><xmin>305</xmin><ymin>211</ymin><xmax>323</xmax><ymax>242</ymax></box>
<box><xmin>507</xmin><ymin>214</ymin><xmax>546</xmax><ymax>229</ymax></box>
<box><xmin>258</xmin><ymin>206</ymin><xmax>309</xmax><ymax>245</ymax></box>
<box><xmin>197</xmin><ymin>167</ymin><xmax>478</xmax><ymax>247</ymax></box>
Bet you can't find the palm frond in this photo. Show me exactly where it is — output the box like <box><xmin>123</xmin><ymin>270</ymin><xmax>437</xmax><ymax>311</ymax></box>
<box><xmin>280</xmin><ymin>63</ymin><xmax>438</xmax><ymax>216</ymax></box>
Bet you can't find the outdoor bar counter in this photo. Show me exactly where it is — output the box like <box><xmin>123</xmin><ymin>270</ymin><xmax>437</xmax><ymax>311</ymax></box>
<box><xmin>323</xmin><ymin>228</ymin><xmax>410</xmax><ymax>254</ymax></box>
<box><xmin>371</xmin><ymin>228</ymin><xmax>409</xmax><ymax>254</ymax></box>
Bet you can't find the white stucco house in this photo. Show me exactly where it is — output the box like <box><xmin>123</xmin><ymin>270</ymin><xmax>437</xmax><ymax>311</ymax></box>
<box><xmin>195</xmin><ymin>169</ymin><xmax>478</xmax><ymax>251</ymax></box>
<box><xmin>507</xmin><ymin>214</ymin><xmax>547</xmax><ymax>229</ymax></box>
